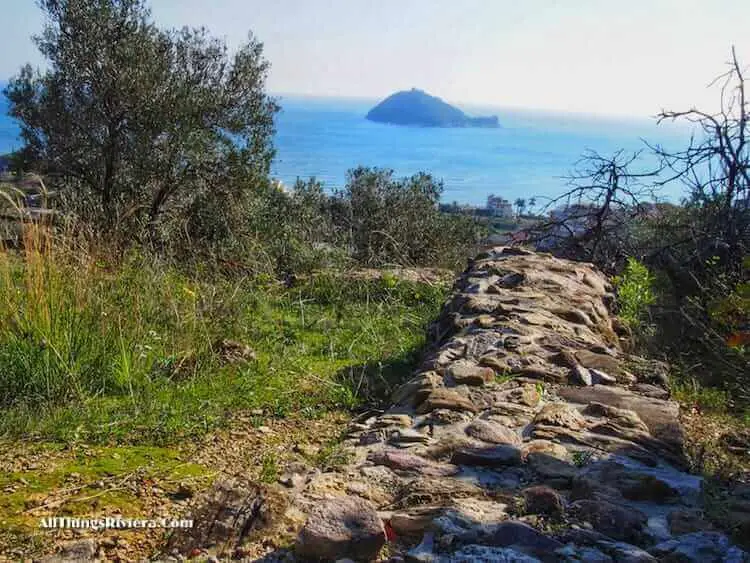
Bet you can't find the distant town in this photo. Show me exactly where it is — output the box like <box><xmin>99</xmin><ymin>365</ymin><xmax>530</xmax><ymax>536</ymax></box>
<box><xmin>439</xmin><ymin>194</ymin><xmax>535</xmax><ymax>219</ymax></box>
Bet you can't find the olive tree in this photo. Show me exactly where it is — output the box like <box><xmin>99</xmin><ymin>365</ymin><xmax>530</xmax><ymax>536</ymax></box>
<box><xmin>4</xmin><ymin>0</ymin><xmax>278</xmax><ymax>243</ymax></box>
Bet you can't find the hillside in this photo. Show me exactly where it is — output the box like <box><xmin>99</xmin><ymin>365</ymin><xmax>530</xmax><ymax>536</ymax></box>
<box><xmin>366</xmin><ymin>88</ymin><xmax>499</xmax><ymax>128</ymax></box>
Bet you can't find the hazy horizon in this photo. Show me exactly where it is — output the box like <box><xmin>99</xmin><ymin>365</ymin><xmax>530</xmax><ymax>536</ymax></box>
<box><xmin>1</xmin><ymin>80</ymin><xmax>687</xmax><ymax>125</ymax></box>
<box><xmin>1</xmin><ymin>1</ymin><xmax>749</xmax><ymax>119</ymax></box>
<box><xmin>268</xmin><ymin>90</ymin><xmax>675</xmax><ymax>124</ymax></box>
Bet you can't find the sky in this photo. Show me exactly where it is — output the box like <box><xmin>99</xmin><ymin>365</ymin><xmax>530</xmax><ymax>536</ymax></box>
<box><xmin>1</xmin><ymin>0</ymin><xmax>749</xmax><ymax>118</ymax></box>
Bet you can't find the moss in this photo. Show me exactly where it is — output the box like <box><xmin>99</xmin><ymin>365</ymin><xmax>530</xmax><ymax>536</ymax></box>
<box><xmin>0</xmin><ymin>444</ymin><xmax>209</xmax><ymax>536</ymax></box>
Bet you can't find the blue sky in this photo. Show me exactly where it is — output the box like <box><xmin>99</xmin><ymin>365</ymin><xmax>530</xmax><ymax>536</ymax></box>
<box><xmin>1</xmin><ymin>0</ymin><xmax>749</xmax><ymax>117</ymax></box>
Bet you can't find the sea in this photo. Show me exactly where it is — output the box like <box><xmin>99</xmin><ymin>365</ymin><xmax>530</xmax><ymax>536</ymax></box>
<box><xmin>1</xmin><ymin>91</ymin><xmax>691</xmax><ymax>205</ymax></box>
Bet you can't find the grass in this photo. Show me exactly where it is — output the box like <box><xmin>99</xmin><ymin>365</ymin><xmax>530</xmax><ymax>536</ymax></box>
<box><xmin>0</xmin><ymin>224</ymin><xmax>448</xmax><ymax>445</ymax></box>
<box><xmin>672</xmin><ymin>378</ymin><xmax>736</xmax><ymax>414</ymax></box>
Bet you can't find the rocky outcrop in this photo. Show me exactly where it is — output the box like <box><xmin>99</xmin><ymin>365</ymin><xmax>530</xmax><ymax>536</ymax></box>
<box><xmin>174</xmin><ymin>248</ymin><xmax>750</xmax><ymax>561</ymax></box>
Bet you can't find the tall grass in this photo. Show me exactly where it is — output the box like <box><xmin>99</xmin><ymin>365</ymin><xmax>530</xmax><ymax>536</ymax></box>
<box><xmin>0</xmin><ymin>211</ymin><xmax>446</xmax><ymax>443</ymax></box>
<box><xmin>0</xmin><ymin>222</ymin><xmax>211</xmax><ymax>408</ymax></box>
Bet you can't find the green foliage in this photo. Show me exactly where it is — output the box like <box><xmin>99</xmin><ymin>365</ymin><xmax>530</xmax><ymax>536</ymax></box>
<box><xmin>0</xmin><ymin>233</ymin><xmax>447</xmax><ymax>443</ymax></box>
<box><xmin>708</xmin><ymin>257</ymin><xmax>750</xmax><ymax>351</ymax></box>
<box><xmin>672</xmin><ymin>377</ymin><xmax>732</xmax><ymax>413</ymax></box>
<box><xmin>4</xmin><ymin>0</ymin><xmax>277</xmax><ymax>243</ymax></box>
<box><xmin>2</xmin><ymin>3</ymin><xmax>483</xmax><ymax>272</ymax></box>
<box><xmin>572</xmin><ymin>450</ymin><xmax>594</xmax><ymax>467</ymax></box>
<box><xmin>227</xmin><ymin>168</ymin><xmax>485</xmax><ymax>275</ymax></box>
<box><xmin>259</xmin><ymin>453</ymin><xmax>279</xmax><ymax>484</ymax></box>
<box><xmin>337</xmin><ymin>167</ymin><xmax>458</xmax><ymax>266</ymax></box>
<box><xmin>613</xmin><ymin>257</ymin><xmax>656</xmax><ymax>328</ymax></box>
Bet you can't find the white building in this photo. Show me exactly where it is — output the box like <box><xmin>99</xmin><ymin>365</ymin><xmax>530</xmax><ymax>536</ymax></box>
<box><xmin>486</xmin><ymin>195</ymin><xmax>514</xmax><ymax>218</ymax></box>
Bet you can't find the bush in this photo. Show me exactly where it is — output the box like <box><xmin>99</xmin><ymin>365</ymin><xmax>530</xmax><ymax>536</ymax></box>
<box><xmin>214</xmin><ymin>168</ymin><xmax>485</xmax><ymax>276</ymax></box>
<box><xmin>335</xmin><ymin>167</ymin><xmax>483</xmax><ymax>267</ymax></box>
<box><xmin>613</xmin><ymin>257</ymin><xmax>656</xmax><ymax>329</ymax></box>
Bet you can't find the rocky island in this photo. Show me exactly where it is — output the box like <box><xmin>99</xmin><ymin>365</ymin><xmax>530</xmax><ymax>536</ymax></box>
<box><xmin>366</xmin><ymin>88</ymin><xmax>499</xmax><ymax>128</ymax></box>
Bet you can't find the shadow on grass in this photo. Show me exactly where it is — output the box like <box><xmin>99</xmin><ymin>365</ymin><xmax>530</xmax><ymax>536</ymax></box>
<box><xmin>333</xmin><ymin>348</ymin><xmax>424</xmax><ymax>410</ymax></box>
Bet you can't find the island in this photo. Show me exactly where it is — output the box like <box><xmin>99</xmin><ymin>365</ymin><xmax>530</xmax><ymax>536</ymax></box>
<box><xmin>366</xmin><ymin>89</ymin><xmax>499</xmax><ymax>128</ymax></box>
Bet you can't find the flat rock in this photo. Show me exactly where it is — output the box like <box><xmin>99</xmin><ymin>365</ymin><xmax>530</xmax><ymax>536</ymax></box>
<box><xmin>296</xmin><ymin>497</ymin><xmax>386</xmax><ymax>561</ymax></box>
<box><xmin>447</xmin><ymin>545</ymin><xmax>542</xmax><ymax>562</ymax></box>
<box><xmin>508</xmin><ymin>384</ymin><xmax>542</xmax><ymax>407</ymax></box>
<box><xmin>393</xmin><ymin>371</ymin><xmax>444</xmax><ymax>406</ymax></box>
<box><xmin>558</xmin><ymin>385</ymin><xmax>684</xmax><ymax>448</ymax></box>
<box><xmin>451</xmin><ymin>445</ymin><xmax>523</xmax><ymax>467</ymax></box>
<box><xmin>465</xmin><ymin>420</ymin><xmax>522</xmax><ymax>446</ymax></box>
<box><xmin>590</xmin><ymin>368</ymin><xmax>617</xmax><ymax>385</ymax></box>
<box><xmin>479</xmin><ymin>354</ymin><xmax>513</xmax><ymax>374</ymax></box>
<box><xmin>574</xmin><ymin>350</ymin><xmax>623</xmax><ymax>376</ymax></box>
<box><xmin>582</xmin><ymin>402</ymin><xmax>649</xmax><ymax>433</ymax></box>
<box><xmin>367</xmin><ymin>449</ymin><xmax>458</xmax><ymax>477</ymax></box>
<box><xmin>667</xmin><ymin>509</ymin><xmax>714</xmax><ymax>536</ymax></box>
<box><xmin>426</xmin><ymin>408</ymin><xmax>473</xmax><ymax>425</ymax></box>
<box><xmin>522</xmin><ymin>439</ymin><xmax>571</xmax><ymax>461</ymax></box>
<box><xmin>555</xmin><ymin>544</ymin><xmax>613</xmax><ymax>562</ymax></box>
<box><xmin>632</xmin><ymin>383</ymin><xmax>670</xmax><ymax>400</ymax></box>
<box><xmin>533</xmin><ymin>402</ymin><xmax>587</xmax><ymax>431</ymax></box>
<box><xmin>572</xmin><ymin>364</ymin><xmax>593</xmax><ymax>386</ymax></box>
<box><xmin>375</xmin><ymin>414</ymin><xmax>414</xmax><ymax>428</ymax></box>
<box><xmin>648</xmin><ymin>531</ymin><xmax>745</xmax><ymax>562</ymax></box>
<box><xmin>595</xmin><ymin>540</ymin><xmax>657</xmax><ymax>562</ymax></box>
<box><xmin>527</xmin><ymin>451</ymin><xmax>578</xmax><ymax>481</ymax></box>
<box><xmin>390</xmin><ymin>506</ymin><xmax>443</xmax><ymax>537</ymax></box>
<box><xmin>390</xmin><ymin>428</ymin><xmax>432</xmax><ymax>445</ymax></box>
<box><xmin>574</xmin><ymin>461</ymin><xmax>678</xmax><ymax>503</ymax></box>
<box><xmin>484</xmin><ymin>520</ymin><xmax>564</xmax><ymax>553</ymax></box>
<box><xmin>517</xmin><ymin>365</ymin><xmax>568</xmax><ymax>383</ymax></box>
<box><xmin>416</xmin><ymin>388</ymin><xmax>478</xmax><ymax>414</ymax></box>
<box><xmin>448</xmin><ymin>360</ymin><xmax>495</xmax><ymax>386</ymax></box>
<box><xmin>490</xmin><ymin>401</ymin><xmax>536</xmax><ymax>417</ymax></box>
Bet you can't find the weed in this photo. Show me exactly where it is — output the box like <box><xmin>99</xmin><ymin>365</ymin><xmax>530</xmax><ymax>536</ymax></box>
<box><xmin>316</xmin><ymin>437</ymin><xmax>353</xmax><ymax>471</ymax></box>
<box><xmin>672</xmin><ymin>378</ymin><xmax>732</xmax><ymax>413</ymax></box>
<box><xmin>572</xmin><ymin>450</ymin><xmax>594</xmax><ymax>467</ymax></box>
<box><xmin>613</xmin><ymin>257</ymin><xmax>656</xmax><ymax>330</ymax></box>
<box><xmin>259</xmin><ymin>454</ymin><xmax>279</xmax><ymax>484</ymax></box>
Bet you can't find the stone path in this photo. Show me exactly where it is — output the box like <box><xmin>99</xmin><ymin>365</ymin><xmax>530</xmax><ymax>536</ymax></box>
<box><xmin>173</xmin><ymin>248</ymin><xmax>750</xmax><ymax>562</ymax></box>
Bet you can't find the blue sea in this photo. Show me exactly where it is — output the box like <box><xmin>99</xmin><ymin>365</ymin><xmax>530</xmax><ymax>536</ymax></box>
<box><xmin>1</xmin><ymin>91</ymin><xmax>690</xmax><ymax>205</ymax></box>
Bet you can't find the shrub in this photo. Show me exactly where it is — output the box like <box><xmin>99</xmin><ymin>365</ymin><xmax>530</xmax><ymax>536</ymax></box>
<box><xmin>613</xmin><ymin>257</ymin><xmax>656</xmax><ymax>329</ymax></box>
<box><xmin>217</xmin><ymin>168</ymin><xmax>485</xmax><ymax>276</ymax></box>
<box><xmin>335</xmin><ymin>167</ymin><xmax>482</xmax><ymax>267</ymax></box>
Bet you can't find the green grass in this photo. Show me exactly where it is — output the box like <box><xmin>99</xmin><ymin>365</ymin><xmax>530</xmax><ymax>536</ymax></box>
<box><xmin>672</xmin><ymin>378</ymin><xmax>734</xmax><ymax>413</ymax></box>
<box><xmin>0</xmin><ymin>230</ymin><xmax>448</xmax><ymax>445</ymax></box>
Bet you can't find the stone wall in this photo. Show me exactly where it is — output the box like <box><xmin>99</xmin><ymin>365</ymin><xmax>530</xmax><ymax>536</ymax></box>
<box><xmin>173</xmin><ymin>247</ymin><xmax>750</xmax><ymax>562</ymax></box>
